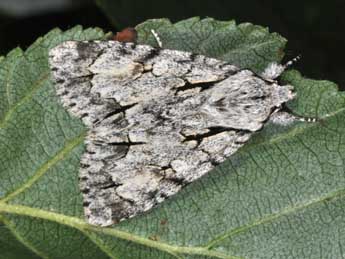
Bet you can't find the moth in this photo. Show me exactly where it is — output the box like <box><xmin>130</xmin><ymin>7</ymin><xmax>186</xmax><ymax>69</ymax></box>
<box><xmin>49</xmin><ymin>31</ymin><xmax>296</xmax><ymax>226</ymax></box>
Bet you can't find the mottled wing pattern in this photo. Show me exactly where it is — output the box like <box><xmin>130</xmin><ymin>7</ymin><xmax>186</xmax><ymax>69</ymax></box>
<box><xmin>49</xmin><ymin>41</ymin><xmax>294</xmax><ymax>226</ymax></box>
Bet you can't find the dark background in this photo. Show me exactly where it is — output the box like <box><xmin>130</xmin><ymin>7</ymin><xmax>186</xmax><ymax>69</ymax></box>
<box><xmin>0</xmin><ymin>0</ymin><xmax>344</xmax><ymax>88</ymax></box>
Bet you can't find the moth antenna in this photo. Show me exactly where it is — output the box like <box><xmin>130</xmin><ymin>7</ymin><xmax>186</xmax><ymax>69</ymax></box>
<box><xmin>283</xmin><ymin>55</ymin><xmax>301</xmax><ymax>69</ymax></box>
<box><xmin>297</xmin><ymin>116</ymin><xmax>317</xmax><ymax>123</ymax></box>
<box><xmin>151</xmin><ymin>29</ymin><xmax>163</xmax><ymax>48</ymax></box>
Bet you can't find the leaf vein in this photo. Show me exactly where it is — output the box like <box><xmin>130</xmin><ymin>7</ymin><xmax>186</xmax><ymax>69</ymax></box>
<box><xmin>0</xmin><ymin>214</ymin><xmax>49</xmax><ymax>259</ymax></box>
<box><xmin>0</xmin><ymin>132</ymin><xmax>85</xmax><ymax>203</ymax></box>
<box><xmin>0</xmin><ymin>72</ymin><xmax>50</xmax><ymax>130</ymax></box>
<box><xmin>205</xmin><ymin>186</ymin><xmax>345</xmax><ymax>249</ymax></box>
<box><xmin>81</xmin><ymin>229</ymin><xmax>120</xmax><ymax>259</ymax></box>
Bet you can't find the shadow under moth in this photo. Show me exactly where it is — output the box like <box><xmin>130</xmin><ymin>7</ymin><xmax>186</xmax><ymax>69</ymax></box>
<box><xmin>49</xmin><ymin>33</ymin><xmax>296</xmax><ymax>226</ymax></box>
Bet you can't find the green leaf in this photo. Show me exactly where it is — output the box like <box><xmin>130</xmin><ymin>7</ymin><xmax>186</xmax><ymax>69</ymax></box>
<box><xmin>1</xmin><ymin>18</ymin><xmax>345</xmax><ymax>259</ymax></box>
<box><xmin>282</xmin><ymin>70</ymin><xmax>345</xmax><ymax>118</ymax></box>
<box><xmin>136</xmin><ymin>17</ymin><xmax>286</xmax><ymax>73</ymax></box>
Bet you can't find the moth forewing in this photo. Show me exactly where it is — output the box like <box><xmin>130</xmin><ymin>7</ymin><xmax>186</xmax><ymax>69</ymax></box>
<box><xmin>49</xmin><ymin>40</ymin><xmax>294</xmax><ymax>226</ymax></box>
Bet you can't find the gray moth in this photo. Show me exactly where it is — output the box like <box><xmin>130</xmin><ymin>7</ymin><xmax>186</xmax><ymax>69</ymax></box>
<box><xmin>49</xmin><ymin>39</ymin><xmax>295</xmax><ymax>226</ymax></box>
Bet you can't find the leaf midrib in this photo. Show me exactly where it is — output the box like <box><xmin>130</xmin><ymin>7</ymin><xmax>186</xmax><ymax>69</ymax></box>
<box><xmin>0</xmin><ymin>203</ymin><xmax>240</xmax><ymax>259</ymax></box>
<box><xmin>1</xmin><ymin>183</ymin><xmax>345</xmax><ymax>259</ymax></box>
